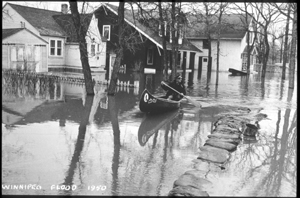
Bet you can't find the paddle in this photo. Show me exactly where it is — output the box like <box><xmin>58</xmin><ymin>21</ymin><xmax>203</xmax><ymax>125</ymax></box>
<box><xmin>161</xmin><ymin>81</ymin><xmax>202</xmax><ymax>108</ymax></box>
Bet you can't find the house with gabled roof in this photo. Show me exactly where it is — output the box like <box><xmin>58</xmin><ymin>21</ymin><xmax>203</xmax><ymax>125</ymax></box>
<box><xmin>186</xmin><ymin>13</ymin><xmax>258</xmax><ymax>73</ymax></box>
<box><xmin>2</xmin><ymin>2</ymin><xmax>202</xmax><ymax>77</ymax></box>
<box><xmin>94</xmin><ymin>3</ymin><xmax>202</xmax><ymax>76</ymax></box>
<box><xmin>2</xmin><ymin>28</ymin><xmax>48</xmax><ymax>71</ymax></box>
<box><xmin>2</xmin><ymin>2</ymin><xmax>106</xmax><ymax>73</ymax></box>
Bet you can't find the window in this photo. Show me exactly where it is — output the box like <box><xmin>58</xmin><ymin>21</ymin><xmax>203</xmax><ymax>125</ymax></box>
<box><xmin>57</xmin><ymin>40</ymin><xmax>62</xmax><ymax>56</ymax></box>
<box><xmin>91</xmin><ymin>44</ymin><xmax>95</xmax><ymax>56</ymax></box>
<box><xmin>170</xmin><ymin>23</ymin><xmax>172</xmax><ymax>43</ymax></box>
<box><xmin>50</xmin><ymin>39</ymin><xmax>63</xmax><ymax>56</ymax></box>
<box><xmin>17</xmin><ymin>47</ymin><xmax>24</xmax><ymax>61</ymax></box>
<box><xmin>103</xmin><ymin>25</ymin><xmax>111</xmax><ymax>41</ymax></box>
<box><xmin>203</xmin><ymin>58</ymin><xmax>208</xmax><ymax>62</ymax></box>
<box><xmin>147</xmin><ymin>48</ymin><xmax>154</xmax><ymax>65</ymax></box>
<box><xmin>178</xmin><ymin>28</ymin><xmax>183</xmax><ymax>44</ymax></box>
<box><xmin>203</xmin><ymin>39</ymin><xmax>209</xmax><ymax>49</ymax></box>
<box><xmin>11</xmin><ymin>47</ymin><xmax>17</xmax><ymax>61</ymax></box>
<box><xmin>159</xmin><ymin>23</ymin><xmax>162</xmax><ymax>37</ymax></box>
<box><xmin>50</xmin><ymin>40</ymin><xmax>55</xmax><ymax>55</ymax></box>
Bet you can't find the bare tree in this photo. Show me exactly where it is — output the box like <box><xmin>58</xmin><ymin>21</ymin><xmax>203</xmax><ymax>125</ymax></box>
<box><xmin>268</xmin><ymin>24</ymin><xmax>283</xmax><ymax>64</ymax></box>
<box><xmin>158</xmin><ymin>2</ymin><xmax>169</xmax><ymax>81</ymax></box>
<box><xmin>107</xmin><ymin>2</ymin><xmax>125</xmax><ymax>95</ymax></box>
<box><xmin>170</xmin><ymin>1</ymin><xmax>177</xmax><ymax>80</ymax></box>
<box><xmin>271</xmin><ymin>3</ymin><xmax>297</xmax><ymax>88</ymax></box>
<box><xmin>69</xmin><ymin>1</ymin><xmax>94</xmax><ymax>95</ymax></box>
<box><xmin>215</xmin><ymin>2</ymin><xmax>229</xmax><ymax>85</ymax></box>
<box><xmin>288</xmin><ymin>5</ymin><xmax>296</xmax><ymax>89</ymax></box>
<box><xmin>233</xmin><ymin>3</ymin><xmax>255</xmax><ymax>74</ymax></box>
<box><xmin>282</xmin><ymin>4</ymin><xmax>291</xmax><ymax>80</ymax></box>
<box><xmin>250</xmin><ymin>3</ymin><xmax>281</xmax><ymax>78</ymax></box>
<box><xmin>130</xmin><ymin>2</ymin><xmax>187</xmax><ymax>81</ymax></box>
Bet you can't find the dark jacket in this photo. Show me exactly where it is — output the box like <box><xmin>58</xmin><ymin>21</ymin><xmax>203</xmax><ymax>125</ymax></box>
<box><xmin>161</xmin><ymin>81</ymin><xmax>186</xmax><ymax>101</ymax></box>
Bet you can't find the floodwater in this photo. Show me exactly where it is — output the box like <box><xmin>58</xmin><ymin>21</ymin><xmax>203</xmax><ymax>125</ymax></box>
<box><xmin>2</xmin><ymin>69</ymin><xmax>297</xmax><ymax>196</ymax></box>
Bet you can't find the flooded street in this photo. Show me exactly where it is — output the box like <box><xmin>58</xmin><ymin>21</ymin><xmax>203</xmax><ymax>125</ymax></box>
<box><xmin>2</xmin><ymin>70</ymin><xmax>297</xmax><ymax>196</ymax></box>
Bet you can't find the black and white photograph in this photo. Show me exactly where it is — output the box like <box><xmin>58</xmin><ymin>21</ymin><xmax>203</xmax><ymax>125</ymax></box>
<box><xmin>2</xmin><ymin>1</ymin><xmax>297</xmax><ymax>197</ymax></box>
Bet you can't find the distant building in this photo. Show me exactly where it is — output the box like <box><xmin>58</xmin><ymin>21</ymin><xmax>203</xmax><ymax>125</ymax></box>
<box><xmin>186</xmin><ymin>13</ymin><xmax>258</xmax><ymax>72</ymax></box>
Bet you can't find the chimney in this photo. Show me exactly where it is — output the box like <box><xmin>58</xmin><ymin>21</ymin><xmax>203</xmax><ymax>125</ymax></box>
<box><xmin>61</xmin><ymin>4</ymin><xmax>68</xmax><ymax>14</ymax></box>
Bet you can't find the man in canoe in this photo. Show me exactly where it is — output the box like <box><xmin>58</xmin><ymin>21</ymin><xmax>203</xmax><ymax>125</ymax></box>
<box><xmin>161</xmin><ymin>74</ymin><xmax>186</xmax><ymax>101</ymax></box>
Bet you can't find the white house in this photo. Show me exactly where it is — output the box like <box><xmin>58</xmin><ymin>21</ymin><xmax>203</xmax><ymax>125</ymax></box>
<box><xmin>2</xmin><ymin>3</ymin><xmax>106</xmax><ymax>73</ymax></box>
<box><xmin>2</xmin><ymin>28</ymin><xmax>48</xmax><ymax>72</ymax></box>
<box><xmin>186</xmin><ymin>14</ymin><xmax>258</xmax><ymax>73</ymax></box>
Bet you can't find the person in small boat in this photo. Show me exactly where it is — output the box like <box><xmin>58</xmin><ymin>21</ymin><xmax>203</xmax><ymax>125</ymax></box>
<box><xmin>161</xmin><ymin>74</ymin><xmax>186</xmax><ymax>101</ymax></box>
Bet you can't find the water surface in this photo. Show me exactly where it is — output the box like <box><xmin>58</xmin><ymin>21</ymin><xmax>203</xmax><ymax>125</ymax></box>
<box><xmin>2</xmin><ymin>70</ymin><xmax>297</xmax><ymax>196</ymax></box>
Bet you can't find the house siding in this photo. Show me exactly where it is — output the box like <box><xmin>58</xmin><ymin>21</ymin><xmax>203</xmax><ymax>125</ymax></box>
<box><xmin>42</xmin><ymin>36</ymin><xmax>66</xmax><ymax>68</ymax></box>
<box><xmin>211</xmin><ymin>40</ymin><xmax>242</xmax><ymax>71</ymax></box>
<box><xmin>65</xmin><ymin>43</ymin><xmax>81</xmax><ymax>67</ymax></box>
<box><xmin>2</xmin><ymin>30</ymin><xmax>48</xmax><ymax>72</ymax></box>
<box><xmin>85</xmin><ymin>14</ymin><xmax>107</xmax><ymax>70</ymax></box>
<box><xmin>96</xmin><ymin>6</ymin><xmax>154</xmax><ymax>72</ymax></box>
<box><xmin>189</xmin><ymin>39</ymin><xmax>242</xmax><ymax>72</ymax></box>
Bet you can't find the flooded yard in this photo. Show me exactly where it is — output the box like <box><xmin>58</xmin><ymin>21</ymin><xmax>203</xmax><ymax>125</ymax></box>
<box><xmin>2</xmin><ymin>70</ymin><xmax>297</xmax><ymax>196</ymax></box>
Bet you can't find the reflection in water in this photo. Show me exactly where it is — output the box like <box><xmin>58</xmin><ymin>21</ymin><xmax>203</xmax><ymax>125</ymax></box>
<box><xmin>108</xmin><ymin>96</ymin><xmax>121</xmax><ymax>196</ymax></box>
<box><xmin>187</xmin><ymin>68</ymin><xmax>194</xmax><ymax>88</ymax></box>
<box><xmin>1</xmin><ymin>70</ymin><xmax>297</xmax><ymax>196</ymax></box>
<box><xmin>61</xmin><ymin>96</ymin><xmax>94</xmax><ymax>195</ymax></box>
<box><xmin>2</xmin><ymin>72</ymin><xmax>60</xmax><ymax>100</ymax></box>
<box><xmin>138</xmin><ymin>110</ymin><xmax>181</xmax><ymax>146</ymax></box>
<box><xmin>257</xmin><ymin>108</ymin><xmax>296</xmax><ymax>196</ymax></box>
<box><xmin>156</xmin><ymin>126</ymin><xmax>169</xmax><ymax>195</ymax></box>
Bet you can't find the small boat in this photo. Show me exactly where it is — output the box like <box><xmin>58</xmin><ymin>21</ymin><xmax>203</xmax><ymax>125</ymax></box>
<box><xmin>228</xmin><ymin>68</ymin><xmax>247</xmax><ymax>76</ymax></box>
<box><xmin>138</xmin><ymin>109</ymin><xmax>182</xmax><ymax>146</ymax></box>
<box><xmin>139</xmin><ymin>89</ymin><xmax>182</xmax><ymax>114</ymax></box>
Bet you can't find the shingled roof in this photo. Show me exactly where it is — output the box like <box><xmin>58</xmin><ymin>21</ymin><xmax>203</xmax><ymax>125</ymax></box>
<box><xmin>186</xmin><ymin>14</ymin><xmax>251</xmax><ymax>40</ymax></box>
<box><xmin>102</xmin><ymin>3</ymin><xmax>202</xmax><ymax>53</ymax></box>
<box><xmin>2</xmin><ymin>28</ymin><xmax>24</xmax><ymax>39</ymax></box>
<box><xmin>7</xmin><ymin>3</ymin><xmax>67</xmax><ymax>37</ymax></box>
<box><xmin>53</xmin><ymin>14</ymin><xmax>93</xmax><ymax>42</ymax></box>
<box><xmin>2</xmin><ymin>28</ymin><xmax>48</xmax><ymax>43</ymax></box>
<box><xmin>6</xmin><ymin>3</ymin><xmax>94</xmax><ymax>42</ymax></box>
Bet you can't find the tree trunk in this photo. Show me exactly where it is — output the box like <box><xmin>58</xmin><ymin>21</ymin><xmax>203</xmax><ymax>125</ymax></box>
<box><xmin>288</xmin><ymin>8</ymin><xmax>297</xmax><ymax>89</ymax></box>
<box><xmin>171</xmin><ymin>1</ymin><xmax>176</xmax><ymax>80</ymax></box>
<box><xmin>108</xmin><ymin>95</ymin><xmax>121</xmax><ymax>195</ymax></box>
<box><xmin>261</xmin><ymin>30</ymin><xmax>269</xmax><ymax>78</ymax></box>
<box><xmin>246</xmin><ymin>13</ymin><xmax>250</xmax><ymax>74</ymax></box>
<box><xmin>107</xmin><ymin>2</ymin><xmax>125</xmax><ymax>95</ymax></box>
<box><xmin>279</xmin><ymin>37</ymin><xmax>283</xmax><ymax>63</ymax></box>
<box><xmin>216</xmin><ymin>38</ymin><xmax>220</xmax><ymax>85</ymax></box>
<box><xmin>69</xmin><ymin>2</ymin><xmax>94</xmax><ymax>95</ymax></box>
<box><xmin>207</xmin><ymin>38</ymin><xmax>212</xmax><ymax>74</ymax></box>
<box><xmin>282</xmin><ymin>4</ymin><xmax>291</xmax><ymax>80</ymax></box>
<box><xmin>158</xmin><ymin>2</ymin><xmax>168</xmax><ymax>81</ymax></box>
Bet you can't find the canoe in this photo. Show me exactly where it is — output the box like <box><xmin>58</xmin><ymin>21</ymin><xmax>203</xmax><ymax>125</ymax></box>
<box><xmin>139</xmin><ymin>89</ymin><xmax>181</xmax><ymax>114</ymax></box>
<box><xmin>138</xmin><ymin>109</ymin><xmax>181</xmax><ymax>146</ymax></box>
